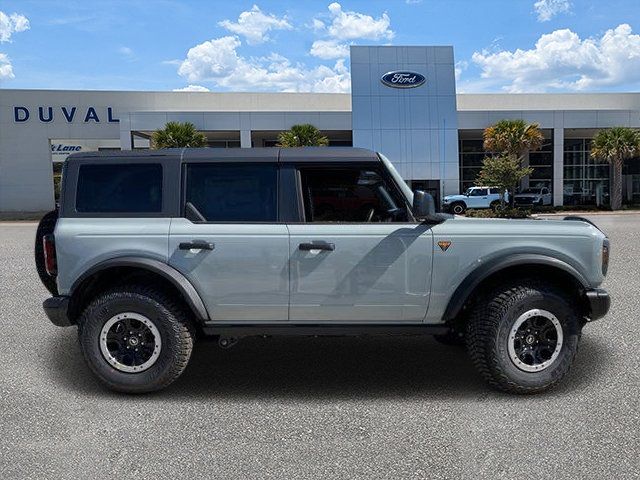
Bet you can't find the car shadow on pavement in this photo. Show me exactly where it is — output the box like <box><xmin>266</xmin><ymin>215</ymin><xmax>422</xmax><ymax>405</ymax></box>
<box><xmin>48</xmin><ymin>330</ymin><xmax>611</xmax><ymax>400</ymax></box>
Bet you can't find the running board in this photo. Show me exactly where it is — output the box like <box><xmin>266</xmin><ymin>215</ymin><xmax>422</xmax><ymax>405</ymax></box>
<box><xmin>201</xmin><ymin>324</ymin><xmax>449</xmax><ymax>338</ymax></box>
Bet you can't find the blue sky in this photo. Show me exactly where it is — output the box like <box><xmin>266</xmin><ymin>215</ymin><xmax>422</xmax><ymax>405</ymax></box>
<box><xmin>0</xmin><ymin>0</ymin><xmax>639</xmax><ymax>93</ymax></box>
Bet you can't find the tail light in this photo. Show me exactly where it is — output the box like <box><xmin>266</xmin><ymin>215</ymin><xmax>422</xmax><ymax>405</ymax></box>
<box><xmin>602</xmin><ymin>238</ymin><xmax>610</xmax><ymax>276</ymax></box>
<box><xmin>43</xmin><ymin>234</ymin><xmax>57</xmax><ymax>276</ymax></box>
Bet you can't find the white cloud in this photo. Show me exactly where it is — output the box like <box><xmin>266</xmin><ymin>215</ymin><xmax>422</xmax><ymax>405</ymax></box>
<box><xmin>173</xmin><ymin>85</ymin><xmax>211</xmax><ymax>92</ymax></box>
<box><xmin>118</xmin><ymin>46</ymin><xmax>137</xmax><ymax>61</ymax></box>
<box><xmin>218</xmin><ymin>5</ymin><xmax>291</xmax><ymax>45</ymax></box>
<box><xmin>0</xmin><ymin>11</ymin><xmax>29</xmax><ymax>42</ymax></box>
<box><xmin>309</xmin><ymin>39</ymin><xmax>349</xmax><ymax>60</ymax></box>
<box><xmin>0</xmin><ymin>52</ymin><xmax>14</xmax><ymax>80</ymax></box>
<box><xmin>533</xmin><ymin>0</ymin><xmax>571</xmax><ymax>22</ymax></box>
<box><xmin>177</xmin><ymin>35</ymin><xmax>350</xmax><ymax>93</ymax></box>
<box><xmin>324</xmin><ymin>2</ymin><xmax>393</xmax><ymax>41</ymax></box>
<box><xmin>471</xmin><ymin>24</ymin><xmax>640</xmax><ymax>92</ymax></box>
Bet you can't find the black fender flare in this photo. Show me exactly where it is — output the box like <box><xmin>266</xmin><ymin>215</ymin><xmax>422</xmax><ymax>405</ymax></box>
<box><xmin>442</xmin><ymin>253</ymin><xmax>589</xmax><ymax>322</ymax></box>
<box><xmin>70</xmin><ymin>256</ymin><xmax>209</xmax><ymax>322</ymax></box>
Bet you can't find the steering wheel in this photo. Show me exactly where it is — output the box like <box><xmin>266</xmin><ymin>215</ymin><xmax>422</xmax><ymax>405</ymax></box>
<box><xmin>365</xmin><ymin>208</ymin><xmax>376</xmax><ymax>223</ymax></box>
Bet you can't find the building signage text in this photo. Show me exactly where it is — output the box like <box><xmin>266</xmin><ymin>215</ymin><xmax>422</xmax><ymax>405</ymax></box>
<box><xmin>380</xmin><ymin>71</ymin><xmax>426</xmax><ymax>89</ymax></box>
<box><xmin>13</xmin><ymin>106</ymin><xmax>119</xmax><ymax>123</ymax></box>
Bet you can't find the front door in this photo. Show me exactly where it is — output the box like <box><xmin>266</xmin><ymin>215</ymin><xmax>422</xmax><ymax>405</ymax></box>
<box><xmin>288</xmin><ymin>164</ymin><xmax>433</xmax><ymax>322</ymax></box>
<box><xmin>169</xmin><ymin>162</ymin><xmax>289</xmax><ymax>322</ymax></box>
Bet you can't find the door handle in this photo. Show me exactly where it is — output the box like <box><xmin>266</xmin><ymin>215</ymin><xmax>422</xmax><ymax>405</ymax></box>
<box><xmin>179</xmin><ymin>240</ymin><xmax>215</xmax><ymax>251</ymax></box>
<box><xmin>299</xmin><ymin>242</ymin><xmax>335</xmax><ymax>251</ymax></box>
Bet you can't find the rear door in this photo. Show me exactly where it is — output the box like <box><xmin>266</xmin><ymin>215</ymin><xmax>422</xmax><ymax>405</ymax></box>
<box><xmin>169</xmin><ymin>161</ymin><xmax>290</xmax><ymax>322</ymax></box>
<box><xmin>287</xmin><ymin>163</ymin><xmax>433</xmax><ymax>322</ymax></box>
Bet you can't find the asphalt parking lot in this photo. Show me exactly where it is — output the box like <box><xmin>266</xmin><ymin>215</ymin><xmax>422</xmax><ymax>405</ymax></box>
<box><xmin>1</xmin><ymin>215</ymin><xmax>637</xmax><ymax>479</ymax></box>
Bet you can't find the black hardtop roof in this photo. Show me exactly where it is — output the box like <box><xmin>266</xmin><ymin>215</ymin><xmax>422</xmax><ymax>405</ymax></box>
<box><xmin>66</xmin><ymin>147</ymin><xmax>380</xmax><ymax>163</ymax></box>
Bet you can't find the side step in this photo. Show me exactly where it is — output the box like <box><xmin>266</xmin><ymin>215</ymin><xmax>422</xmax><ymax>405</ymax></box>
<box><xmin>202</xmin><ymin>324</ymin><xmax>449</xmax><ymax>339</ymax></box>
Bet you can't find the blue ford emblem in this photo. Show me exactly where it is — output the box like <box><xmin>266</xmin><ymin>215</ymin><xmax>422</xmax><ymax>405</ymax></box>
<box><xmin>380</xmin><ymin>71</ymin><xmax>426</xmax><ymax>89</ymax></box>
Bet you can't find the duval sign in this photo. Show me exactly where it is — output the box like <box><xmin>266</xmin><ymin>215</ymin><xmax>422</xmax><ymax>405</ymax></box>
<box><xmin>13</xmin><ymin>106</ymin><xmax>119</xmax><ymax>123</ymax></box>
<box><xmin>380</xmin><ymin>71</ymin><xmax>426</xmax><ymax>89</ymax></box>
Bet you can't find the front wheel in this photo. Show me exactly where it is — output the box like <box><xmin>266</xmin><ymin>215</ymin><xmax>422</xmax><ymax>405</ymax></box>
<box><xmin>78</xmin><ymin>286</ymin><xmax>195</xmax><ymax>393</ymax></box>
<box><xmin>450</xmin><ymin>202</ymin><xmax>466</xmax><ymax>215</ymax></box>
<box><xmin>466</xmin><ymin>280</ymin><xmax>580</xmax><ymax>394</ymax></box>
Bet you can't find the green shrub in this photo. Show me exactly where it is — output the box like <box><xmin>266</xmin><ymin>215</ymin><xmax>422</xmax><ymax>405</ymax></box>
<box><xmin>465</xmin><ymin>207</ymin><xmax>531</xmax><ymax>219</ymax></box>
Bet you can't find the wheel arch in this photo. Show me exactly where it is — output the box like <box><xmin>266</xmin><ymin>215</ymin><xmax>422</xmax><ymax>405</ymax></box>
<box><xmin>443</xmin><ymin>254</ymin><xmax>590</xmax><ymax>324</ymax></box>
<box><xmin>68</xmin><ymin>257</ymin><xmax>209</xmax><ymax>324</ymax></box>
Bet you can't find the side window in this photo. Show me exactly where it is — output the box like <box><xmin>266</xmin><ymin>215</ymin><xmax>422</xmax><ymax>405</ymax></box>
<box><xmin>299</xmin><ymin>166</ymin><xmax>409</xmax><ymax>223</ymax></box>
<box><xmin>542</xmin><ymin>188</ymin><xmax>549</xmax><ymax>195</ymax></box>
<box><xmin>76</xmin><ymin>163</ymin><xmax>162</xmax><ymax>213</ymax></box>
<box><xmin>185</xmin><ymin>163</ymin><xmax>277</xmax><ymax>222</ymax></box>
<box><xmin>469</xmin><ymin>188</ymin><xmax>487</xmax><ymax>196</ymax></box>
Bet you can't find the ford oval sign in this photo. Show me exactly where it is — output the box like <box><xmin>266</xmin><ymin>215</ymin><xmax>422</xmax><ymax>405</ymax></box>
<box><xmin>380</xmin><ymin>71</ymin><xmax>426</xmax><ymax>89</ymax></box>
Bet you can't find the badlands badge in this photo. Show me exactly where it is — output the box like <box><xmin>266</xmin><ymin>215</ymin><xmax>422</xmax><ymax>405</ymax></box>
<box><xmin>438</xmin><ymin>240</ymin><xmax>452</xmax><ymax>252</ymax></box>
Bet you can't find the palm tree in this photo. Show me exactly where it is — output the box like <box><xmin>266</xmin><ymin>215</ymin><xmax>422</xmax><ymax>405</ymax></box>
<box><xmin>151</xmin><ymin>121</ymin><xmax>207</xmax><ymax>149</ymax></box>
<box><xmin>482</xmin><ymin>119</ymin><xmax>544</xmax><ymax>205</ymax></box>
<box><xmin>483</xmin><ymin>119</ymin><xmax>545</xmax><ymax>159</ymax></box>
<box><xmin>590</xmin><ymin>127</ymin><xmax>640</xmax><ymax>210</ymax></box>
<box><xmin>277</xmin><ymin>124</ymin><xmax>329</xmax><ymax>147</ymax></box>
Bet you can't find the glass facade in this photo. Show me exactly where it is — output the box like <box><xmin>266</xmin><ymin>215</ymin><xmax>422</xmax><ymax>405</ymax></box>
<box><xmin>563</xmin><ymin>139</ymin><xmax>610</xmax><ymax>206</ymax></box>
<box><xmin>459</xmin><ymin>135</ymin><xmax>553</xmax><ymax>193</ymax></box>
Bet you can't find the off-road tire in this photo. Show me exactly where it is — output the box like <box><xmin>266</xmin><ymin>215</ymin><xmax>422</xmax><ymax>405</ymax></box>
<box><xmin>35</xmin><ymin>209</ymin><xmax>59</xmax><ymax>295</ymax></box>
<box><xmin>466</xmin><ymin>280</ymin><xmax>580</xmax><ymax>394</ymax></box>
<box><xmin>78</xmin><ymin>286</ymin><xmax>195</xmax><ymax>393</ymax></box>
<box><xmin>451</xmin><ymin>202</ymin><xmax>466</xmax><ymax>215</ymax></box>
<box><xmin>490</xmin><ymin>200</ymin><xmax>502</xmax><ymax>212</ymax></box>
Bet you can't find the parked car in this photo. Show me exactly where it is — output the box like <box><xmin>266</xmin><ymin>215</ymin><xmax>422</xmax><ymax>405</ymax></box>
<box><xmin>515</xmin><ymin>187</ymin><xmax>553</xmax><ymax>207</ymax></box>
<box><xmin>442</xmin><ymin>187</ymin><xmax>507</xmax><ymax>214</ymax></box>
<box><xmin>36</xmin><ymin>148</ymin><xmax>610</xmax><ymax>394</ymax></box>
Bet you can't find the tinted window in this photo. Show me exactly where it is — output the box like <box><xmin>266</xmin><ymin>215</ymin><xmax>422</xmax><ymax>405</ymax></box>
<box><xmin>185</xmin><ymin>163</ymin><xmax>277</xmax><ymax>222</ymax></box>
<box><xmin>299</xmin><ymin>167</ymin><xmax>408</xmax><ymax>222</ymax></box>
<box><xmin>469</xmin><ymin>188</ymin><xmax>487</xmax><ymax>196</ymax></box>
<box><xmin>76</xmin><ymin>163</ymin><xmax>162</xmax><ymax>213</ymax></box>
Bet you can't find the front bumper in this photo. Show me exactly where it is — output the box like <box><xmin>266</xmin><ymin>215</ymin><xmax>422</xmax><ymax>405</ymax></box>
<box><xmin>43</xmin><ymin>296</ymin><xmax>73</xmax><ymax>327</ymax></box>
<box><xmin>584</xmin><ymin>288</ymin><xmax>610</xmax><ymax>322</ymax></box>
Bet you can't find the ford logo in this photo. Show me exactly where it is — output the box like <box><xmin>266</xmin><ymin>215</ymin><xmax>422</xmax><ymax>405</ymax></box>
<box><xmin>380</xmin><ymin>71</ymin><xmax>426</xmax><ymax>89</ymax></box>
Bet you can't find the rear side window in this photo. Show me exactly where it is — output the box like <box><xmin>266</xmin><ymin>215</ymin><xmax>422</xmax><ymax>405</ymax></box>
<box><xmin>76</xmin><ymin>164</ymin><xmax>162</xmax><ymax>213</ymax></box>
<box><xmin>185</xmin><ymin>163</ymin><xmax>277</xmax><ymax>222</ymax></box>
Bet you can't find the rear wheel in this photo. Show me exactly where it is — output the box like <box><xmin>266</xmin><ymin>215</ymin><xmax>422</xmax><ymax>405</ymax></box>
<box><xmin>466</xmin><ymin>280</ymin><xmax>580</xmax><ymax>394</ymax></box>
<box><xmin>451</xmin><ymin>202</ymin><xmax>466</xmax><ymax>215</ymax></box>
<box><xmin>78</xmin><ymin>286</ymin><xmax>195</xmax><ymax>393</ymax></box>
<box><xmin>34</xmin><ymin>209</ymin><xmax>59</xmax><ymax>295</ymax></box>
<box><xmin>490</xmin><ymin>200</ymin><xmax>503</xmax><ymax>212</ymax></box>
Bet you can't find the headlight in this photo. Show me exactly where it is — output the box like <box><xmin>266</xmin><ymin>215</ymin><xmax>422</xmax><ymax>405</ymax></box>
<box><xmin>443</xmin><ymin>198</ymin><xmax>450</xmax><ymax>203</ymax></box>
<box><xmin>602</xmin><ymin>238</ymin><xmax>610</xmax><ymax>276</ymax></box>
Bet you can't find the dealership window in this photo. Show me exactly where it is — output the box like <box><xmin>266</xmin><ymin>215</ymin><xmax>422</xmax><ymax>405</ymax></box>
<box><xmin>185</xmin><ymin>163</ymin><xmax>277</xmax><ymax>222</ymax></box>
<box><xmin>299</xmin><ymin>167</ymin><xmax>409</xmax><ymax>223</ymax></box>
<box><xmin>459</xmin><ymin>133</ymin><xmax>554</xmax><ymax>193</ymax></box>
<box><xmin>76</xmin><ymin>164</ymin><xmax>162</xmax><ymax>213</ymax></box>
<box><xmin>563</xmin><ymin>139</ymin><xmax>610</xmax><ymax>206</ymax></box>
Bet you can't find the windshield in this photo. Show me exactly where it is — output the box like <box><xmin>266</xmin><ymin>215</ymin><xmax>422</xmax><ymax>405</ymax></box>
<box><xmin>520</xmin><ymin>188</ymin><xmax>540</xmax><ymax>194</ymax></box>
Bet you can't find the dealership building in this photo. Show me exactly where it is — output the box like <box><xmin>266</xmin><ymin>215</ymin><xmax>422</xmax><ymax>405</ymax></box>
<box><xmin>1</xmin><ymin>45</ymin><xmax>639</xmax><ymax>213</ymax></box>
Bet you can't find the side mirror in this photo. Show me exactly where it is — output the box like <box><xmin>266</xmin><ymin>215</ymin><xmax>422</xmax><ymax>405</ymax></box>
<box><xmin>412</xmin><ymin>190</ymin><xmax>436</xmax><ymax>220</ymax></box>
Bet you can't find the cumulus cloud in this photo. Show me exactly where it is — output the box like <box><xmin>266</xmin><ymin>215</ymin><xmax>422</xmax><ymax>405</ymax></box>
<box><xmin>0</xmin><ymin>11</ymin><xmax>29</xmax><ymax>42</ymax></box>
<box><xmin>309</xmin><ymin>39</ymin><xmax>350</xmax><ymax>60</ymax></box>
<box><xmin>177</xmin><ymin>35</ymin><xmax>350</xmax><ymax>92</ymax></box>
<box><xmin>218</xmin><ymin>5</ymin><xmax>291</xmax><ymax>45</ymax></box>
<box><xmin>533</xmin><ymin>0</ymin><xmax>571</xmax><ymax>22</ymax></box>
<box><xmin>308</xmin><ymin>3</ymin><xmax>393</xmax><ymax>60</ymax></box>
<box><xmin>0</xmin><ymin>52</ymin><xmax>14</xmax><ymax>79</ymax></box>
<box><xmin>471</xmin><ymin>24</ymin><xmax>640</xmax><ymax>92</ymax></box>
<box><xmin>324</xmin><ymin>2</ymin><xmax>393</xmax><ymax>41</ymax></box>
<box><xmin>173</xmin><ymin>85</ymin><xmax>211</xmax><ymax>92</ymax></box>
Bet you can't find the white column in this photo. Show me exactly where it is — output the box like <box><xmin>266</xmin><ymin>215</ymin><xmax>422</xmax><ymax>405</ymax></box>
<box><xmin>553</xmin><ymin>127</ymin><xmax>564</xmax><ymax>206</ymax></box>
<box><xmin>119</xmin><ymin>115</ymin><xmax>133</xmax><ymax>150</ymax></box>
<box><xmin>240</xmin><ymin>130</ymin><xmax>252</xmax><ymax>148</ymax></box>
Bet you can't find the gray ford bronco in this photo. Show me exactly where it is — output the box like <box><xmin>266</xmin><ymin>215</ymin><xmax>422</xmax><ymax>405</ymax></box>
<box><xmin>36</xmin><ymin>147</ymin><xmax>610</xmax><ymax>394</ymax></box>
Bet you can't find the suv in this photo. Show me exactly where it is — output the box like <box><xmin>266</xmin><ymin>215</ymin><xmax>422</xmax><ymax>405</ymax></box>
<box><xmin>515</xmin><ymin>187</ymin><xmax>553</xmax><ymax>207</ymax></box>
<box><xmin>36</xmin><ymin>148</ymin><xmax>610</xmax><ymax>394</ymax></box>
<box><xmin>442</xmin><ymin>187</ymin><xmax>507</xmax><ymax>214</ymax></box>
